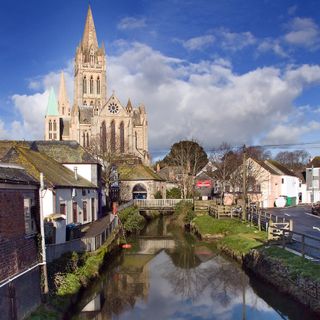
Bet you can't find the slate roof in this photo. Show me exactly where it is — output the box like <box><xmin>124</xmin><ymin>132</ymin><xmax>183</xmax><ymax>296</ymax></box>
<box><xmin>1</xmin><ymin>146</ymin><xmax>96</xmax><ymax>188</ymax></box>
<box><xmin>265</xmin><ymin>160</ymin><xmax>297</xmax><ymax>177</ymax></box>
<box><xmin>307</xmin><ymin>156</ymin><xmax>320</xmax><ymax>168</ymax></box>
<box><xmin>0</xmin><ymin>163</ymin><xmax>38</xmax><ymax>185</ymax></box>
<box><xmin>118</xmin><ymin>164</ymin><xmax>164</xmax><ymax>181</ymax></box>
<box><xmin>0</xmin><ymin>140</ymin><xmax>98</xmax><ymax>164</ymax></box>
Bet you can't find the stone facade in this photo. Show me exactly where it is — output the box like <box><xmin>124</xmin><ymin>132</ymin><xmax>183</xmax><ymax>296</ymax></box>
<box><xmin>44</xmin><ymin>6</ymin><xmax>149</xmax><ymax>165</ymax></box>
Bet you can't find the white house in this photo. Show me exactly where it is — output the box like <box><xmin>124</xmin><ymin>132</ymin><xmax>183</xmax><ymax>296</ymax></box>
<box><xmin>306</xmin><ymin>157</ymin><xmax>320</xmax><ymax>203</ymax></box>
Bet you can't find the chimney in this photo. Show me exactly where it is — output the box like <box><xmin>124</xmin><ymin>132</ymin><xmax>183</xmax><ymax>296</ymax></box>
<box><xmin>74</xmin><ymin>167</ymin><xmax>78</xmax><ymax>180</ymax></box>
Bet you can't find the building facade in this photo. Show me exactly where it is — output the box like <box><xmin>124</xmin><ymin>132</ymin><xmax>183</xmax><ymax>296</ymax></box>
<box><xmin>44</xmin><ymin>6</ymin><xmax>149</xmax><ymax>165</ymax></box>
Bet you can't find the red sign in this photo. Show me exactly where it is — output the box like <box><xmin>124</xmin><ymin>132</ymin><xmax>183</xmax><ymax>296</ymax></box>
<box><xmin>196</xmin><ymin>180</ymin><xmax>212</xmax><ymax>187</ymax></box>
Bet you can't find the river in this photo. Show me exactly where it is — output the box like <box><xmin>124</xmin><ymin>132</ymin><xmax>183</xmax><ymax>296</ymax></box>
<box><xmin>68</xmin><ymin>216</ymin><xmax>318</xmax><ymax>320</ymax></box>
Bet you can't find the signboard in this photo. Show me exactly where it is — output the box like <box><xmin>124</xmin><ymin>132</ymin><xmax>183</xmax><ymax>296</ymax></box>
<box><xmin>196</xmin><ymin>180</ymin><xmax>212</xmax><ymax>188</ymax></box>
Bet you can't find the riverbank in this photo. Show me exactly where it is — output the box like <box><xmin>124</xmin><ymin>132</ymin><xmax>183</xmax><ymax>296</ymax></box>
<box><xmin>26</xmin><ymin>227</ymin><xmax>122</xmax><ymax>320</ymax></box>
<box><xmin>191</xmin><ymin>215</ymin><xmax>320</xmax><ymax>315</ymax></box>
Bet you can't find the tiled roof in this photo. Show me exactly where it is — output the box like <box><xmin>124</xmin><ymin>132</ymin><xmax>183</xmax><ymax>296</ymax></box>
<box><xmin>118</xmin><ymin>164</ymin><xmax>164</xmax><ymax>181</ymax></box>
<box><xmin>0</xmin><ymin>140</ymin><xmax>98</xmax><ymax>164</ymax></box>
<box><xmin>2</xmin><ymin>146</ymin><xmax>96</xmax><ymax>188</ymax></box>
<box><xmin>265</xmin><ymin>160</ymin><xmax>297</xmax><ymax>177</ymax></box>
<box><xmin>0</xmin><ymin>163</ymin><xmax>38</xmax><ymax>185</ymax></box>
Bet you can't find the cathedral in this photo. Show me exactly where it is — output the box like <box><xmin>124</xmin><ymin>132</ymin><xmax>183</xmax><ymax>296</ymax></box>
<box><xmin>44</xmin><ymin>6</ymin><xmax>149</xmax><ymax>165</ymax></box>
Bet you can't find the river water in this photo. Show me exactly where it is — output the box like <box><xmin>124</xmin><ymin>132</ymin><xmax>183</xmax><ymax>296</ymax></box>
<box><xmin>69</xmin><ymin>216</ymin><xmax>318</xmax><ymax>320</ymax></box>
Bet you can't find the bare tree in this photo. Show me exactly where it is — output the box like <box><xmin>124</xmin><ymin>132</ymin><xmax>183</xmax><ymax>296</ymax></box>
<box><xmin>163</xmin><ymin>140</ymin><xmax>208</xmax><ymax>199</ymax></box>
<box><xmin>274</xmin><ymin>150</ymin><xmax>310</xmax><ymax>171</ymax></box>
<box><xmin>210</xmin><ymin>143</ymin><xmax>241</xmax><ymax>204</ymax></box>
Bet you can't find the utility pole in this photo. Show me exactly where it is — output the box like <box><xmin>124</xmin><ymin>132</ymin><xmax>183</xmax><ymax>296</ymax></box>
<box><xmin>39</xmin><ymin>173</ymin><xmax>49</xmax><ymax>296</ymax></box>
<box><xmin>242</xmin><ymin>145</ymin><xmax>247</xmax><ymax>221</ymax></box>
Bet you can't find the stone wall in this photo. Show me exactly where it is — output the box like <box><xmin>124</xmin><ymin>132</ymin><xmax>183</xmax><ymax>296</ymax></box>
<box><xmin>244</xmin><ymin>249</ymin><xmax>320</xmax><ymax>314</ymax></box>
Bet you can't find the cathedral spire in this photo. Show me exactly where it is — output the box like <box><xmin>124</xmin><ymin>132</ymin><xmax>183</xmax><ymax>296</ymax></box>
<box><xmin>58</xmin><ymin>72</ymin><xmax>70</xmax><ymax>116</ymax></box>
<box><xmin>81</xmin><ymin>5</ymin><xmax>98</xmax><ymax>50</ymax></box>
<box><xmin>46</xmin><ymin>87</ymin><xmax>59</xmax><ymax>116</ymax></box>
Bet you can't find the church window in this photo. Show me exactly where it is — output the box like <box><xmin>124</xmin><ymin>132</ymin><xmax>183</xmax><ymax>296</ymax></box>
<box><xmin>53</xmin><ymin>133</ymin><xmax>57</xmax><ymax>140</ymax></box>
<box><xmin>120</xmin><ymin>121</ymin><xmax>125</xmax><ymax>153</ymax></box>
<box><xmin>111</xmin><ymin>120</ymin><xmax>116</xmax><ymax>153</ymax></box>
<box><xmin>97</xmin><ymin>77</ymin><xmax>100</xmax><ymax>94</ymax></box>
<box><xmin>82</xmin><ymin>132</ymin><xmax>85</xmax><ymax>147</ymax></box>
<box><xmin>101</xmin><ymin>121</ymin><xmax>107</xmax><ymax>152</ymax></box>
<box><xmin>49</xmin><ymin>120</ymin><xmax>52</xmax><ymax>131</ymax></box>
<box><xmin>62</xmin><ymin>107</ymin><xmax>65</xmax><ymax>115</ymax></box>
<box><xmin>135</xmin><ymin>132</ymin><xmax>138</xmax><ymax>149</ymax></box>
<box><xmin>53</xmin><ymin>120</ymin><xmax>57</xmax><ymax>131</ymax></box>
<box><xmin>49</xmin><ymin>133</ymin><xmax>52</xmax><ymax>139</ymax></box>
<box><xmin>90</xmin><ymin>76</ymin><xmax>94</xmax><ymax>94</ymax></box>
<box><xmin>83</xmin><ymin>76</ymin><xmax>87</xmax><ymax>94</ymax></box>
<box><xmin>90</xmin><ymin>101</ymin><xmax>93</xmax><ymax>106</ymax></box>
<box><xmin>83</xmin><ymin>100</ymin><xmax>87</xmax><ymax>106</ymax></box>
<box><xmin>86</xmin><ymin>132</ymin><xmax>90</xmax><ymax>147</ymax></box>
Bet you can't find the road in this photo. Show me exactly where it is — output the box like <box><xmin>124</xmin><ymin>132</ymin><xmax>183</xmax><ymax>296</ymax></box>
<box><xmin>266</xmin><ymin>205</ymin><xmax>320</xmax><ymax>259</ymax></box>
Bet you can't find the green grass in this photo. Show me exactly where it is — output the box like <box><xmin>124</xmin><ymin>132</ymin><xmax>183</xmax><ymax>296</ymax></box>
<box><xmin>263</xmin><ymin>246</ymin><xmax>320</xmax><ymax>281</ymax></box>
<box><xmin>193</xmin><ymin>215</ymin><xmax>267</xmax><ymax>255</ymax></box>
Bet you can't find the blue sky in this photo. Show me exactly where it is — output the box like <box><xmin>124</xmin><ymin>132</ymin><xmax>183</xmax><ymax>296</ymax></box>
<box><xmin>1</xmin><ymin>0</ymin><xmax>320</xmax><ymax>157</ymax></box>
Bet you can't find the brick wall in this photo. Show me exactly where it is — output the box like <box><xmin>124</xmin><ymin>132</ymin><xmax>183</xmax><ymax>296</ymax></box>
<box><xmin>0</xmin><ymin>189</ymin><xmax>39</xmax><ymax>282</ymax></box>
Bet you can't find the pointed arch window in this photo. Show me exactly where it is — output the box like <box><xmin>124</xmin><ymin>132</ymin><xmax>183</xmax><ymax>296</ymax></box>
<box><xmin>111</xmin><ymin>120</ymin><xmax>116</xmax><ymax>153</ymax></box>
<box><xmin>120</xmin><ymin>121</ymin><xmax>125</xmax><ymax>153</ymax></box>
<box><xmin>97</xmin><ymin>77</ymin><xmax>100</xmax><ymax>95</ymax></box>
<box><xmin>82</xmin><ymin>132</ymin><xmax>86</xmax><ymax>147</ymax></box>
<box><xmin>86</xmin><ymin>132</ymin><xmax>90</xmax><ymax>147</ymax></box>
<box><xmin>53</xmin><ymin>120</ymin><xmax>57</xmax><ymax>131</ymax></box>
<box><xmin>83</xmin><ymin>76</ymin><xmax>87</xmax><ymax>94</ymax></box>
<box><xmin>101</xmin><ymin>121</ymin><xmax>107</xmax><ymax>152</ymax></box>
<box><xmin>135</xmin><ymin>132</ymin><xmax>138</xmax><ymax>149</ymax></box>
<box><xmin>49</xmin><ymin>120</ymin><xmax>52</xmax><ymax>131</ymax></box>
<box><xmin>90</xmin><ymin>76</ymin><xmax>94</xmax><ymax>94</ymax></box>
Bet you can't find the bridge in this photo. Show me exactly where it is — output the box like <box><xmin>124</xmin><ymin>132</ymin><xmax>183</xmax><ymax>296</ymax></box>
<box><xmin>133</xmin><ymin>199</ymin><xmax>193</xmax><ymax>210</ymax></box>
<box><xmin>138</xmin><ymin>236</ymin><xmax>176</xmax><ymax>254</ymax></box>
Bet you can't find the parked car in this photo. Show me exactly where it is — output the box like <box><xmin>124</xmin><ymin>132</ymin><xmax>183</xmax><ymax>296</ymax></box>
<box><xmin>311</xmin><ymin>202</ymin><xmax>320</xmax><ymax>216</ymax></box>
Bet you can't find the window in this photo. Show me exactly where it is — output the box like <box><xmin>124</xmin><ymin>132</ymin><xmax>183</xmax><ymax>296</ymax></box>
<box><xmin>83</xmin><ymin>201</ymin><xmax>87</xmax><ymax>222</ymax></box>
<box><xmin>83</xmin><ymin>76</ymin><xmax>87</xmax><ymax>94</ymax></box>
<box><xmin>62</xmin><ymin>107</ymin><xmax>65</xmax><ymax>115</ymax></box>
<box><xmin>82</xmin><ymin>132</ymin><xmax>85</xmax><ymax>146</ymax></box>
<box><xmin>91</xmin><ymin>198</ymin><xmax>95</xmax><ymax>221</ymax></box>
<box><xmin>60</xmin><ymin>203</ymin><xmax>66</xmax><ymax>215</ymax></box>
<box><xmin>101</xmin><ymin>121</ymin><xmax>107</xmax><ymax>152</ymax></box>
<box><xmin>53</xmin><ymin>120</ymin><xmax>57</xmax><ymax>131</ymax></box>
<box><xmin>111</xmin><ymin>120</ymin><xmax>116</xmax><ymax>152</ymax></box>
<box><xmin>120</xmin><ymin>121</ymin><xmax>125</xmax><ymax>153</ymax></box>
<box><xmin>90</xmin><ymin>76</ymin><xmax>93</xmax><ymax>94</ymax></box>
<box><xmin>282</xmin><ymin>178</ymin><xmax>284</xmax><ymax>184</ymax></box>
<box><xmin>97</xmin><ymin>77</ymin><xmax>100</xmax><ymax>94</ymax></box>
<box><xmin>73</xmin><ymin>202</ymin><xmax>78</xmax><ymax>223</ymax></box>
<box><xmin>86</xmin><ymin>132</ymin><xmax>90</xmax><ymax>147</ymax></box>
<box><xmin>53</xmin><ymin>133</ymin><xmax>57</xmax><ymax>140</ymax></box>
<box><xmin>49</xmin><ymin>120</ymin><xmax>52</xmax><ymax>131</ymax></box>
<box><xmin>49</xmin><ymin>133</ymin><xmax>52</xmax><ymax>139</ymax></box>
<box><xmin>24</xmin><ymin>198</ymin><xmax>35</xmax><ymax>235</ymax></box>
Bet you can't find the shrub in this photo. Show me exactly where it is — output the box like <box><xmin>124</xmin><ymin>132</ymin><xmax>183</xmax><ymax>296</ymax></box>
<box><xmin>154</xmin><ymin>190</ymin><xmax>163</xmax><ymax>199</ymax></box>
<box><xmin>174</xmin><ymin>201</ymin><xmax>195</xmax><ymax>225</ymax></box>
<box><xmin>166</xmin><ymin>187</ymin><xmax>181</xmax><ymax>199</ymax></box>
<box><xmin>123</xmin><ymin>212</ymin><xmax>146</xmax><ymax>233</ymax></box>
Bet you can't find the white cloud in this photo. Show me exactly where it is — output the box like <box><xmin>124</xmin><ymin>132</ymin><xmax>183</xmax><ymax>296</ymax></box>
<box><xmin>257</xmin><ymin>38</ymin><xmax>288</xmax><ymax>58</ymax></box>
<box><xmin>3</xmin><ymin>42</ymin><xmax>320</xmax><ymax>152</ymax></box>
<box><xmin>218</xmin><ymin>29</ymin><xmax>256</xmax><ymax>51</ymax></box>
<box><xmin>263</xmin><ymin>122</ymin><xmax>320</xmax><ymax>144</ymax></box>
<box><xmin>117</xmin><ymin>17</ymin><xmax>146</xmax><ymax>30</ymax></box>
<box><xmin>180</xmin><ymin>35</ymin><xmax>215</xmax><ymax>50</ymax></box>
<box><xmin>284</xmin><ymin>17</ymin><xmax>320</xmax><ymax>49</ymax></box>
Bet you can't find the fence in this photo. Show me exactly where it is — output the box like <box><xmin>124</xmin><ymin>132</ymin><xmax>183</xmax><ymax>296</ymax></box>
<box><xmin>134</xmin><ymin>198</ymin><xmax>193</xmax><ymax>209</ymax></box>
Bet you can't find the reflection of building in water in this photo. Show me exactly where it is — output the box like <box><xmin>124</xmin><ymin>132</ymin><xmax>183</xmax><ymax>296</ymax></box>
<box><xmin>79</xmin><ymin>254</ymin><xmax>153</xmax><ymax>319</ymax></box>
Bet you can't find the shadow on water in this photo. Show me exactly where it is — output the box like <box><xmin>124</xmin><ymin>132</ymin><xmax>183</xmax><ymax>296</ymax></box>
<box><xmin>67</xmin><ymin>216</ymin><xmax>319</xmax><ymax>320</ymax></box>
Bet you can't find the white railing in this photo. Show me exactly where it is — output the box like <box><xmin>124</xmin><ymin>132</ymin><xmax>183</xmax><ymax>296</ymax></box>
<box><xmin>133</xmin><ymin>198</ymin><xmax>193</xmax><ymax>208</ymax></box>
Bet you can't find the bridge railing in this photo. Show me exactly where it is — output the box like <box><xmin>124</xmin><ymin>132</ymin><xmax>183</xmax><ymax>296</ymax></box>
<box><xmin>133</xmin><ymin>198</ymin><xmax>193</xmax><ymax>208</ymax></box>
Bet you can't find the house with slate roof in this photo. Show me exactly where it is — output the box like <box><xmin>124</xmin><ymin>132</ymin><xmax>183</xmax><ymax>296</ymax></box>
<box><xmin>0</xmin><ymin>163</ymin><xmax>41</xmax><ymax>319</ymax></box>
<box><xmin>306</xmin><ymin>156</ymin><xmax>320</xmax><ymax>203</ymax></box>
<box><xmin>1</xmin><ymin>145</ymin><xmax>99</xmax><ymax>233</ymax></box>
<box><xmin>117</xmin><ymin>163</ymin><xmax>165</xmax><ymax>201</ymax></box>
<box><xmin>225</xmin><ymin>158</ymin><xmax>300</xmax><ymax>208</ymax></box>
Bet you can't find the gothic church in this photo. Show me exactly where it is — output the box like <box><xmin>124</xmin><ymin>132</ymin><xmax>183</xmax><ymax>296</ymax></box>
<box><xmin>44</xmin><ymin>6</ymin><xmax>149</xmax><ymax>165</ymax></box>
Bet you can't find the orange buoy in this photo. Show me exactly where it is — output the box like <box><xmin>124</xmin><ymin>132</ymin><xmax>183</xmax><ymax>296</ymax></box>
<box><xmin>122</xmin><ymin>243</ymin><xmax>132</xmax><ymax>249</ymax></box>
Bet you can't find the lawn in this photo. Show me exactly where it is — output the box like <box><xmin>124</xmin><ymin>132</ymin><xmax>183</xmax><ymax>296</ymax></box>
<box><xmin>193</xmin><ymin>215</ymin><xmax>267</xmax><ymax>255</ymax></box>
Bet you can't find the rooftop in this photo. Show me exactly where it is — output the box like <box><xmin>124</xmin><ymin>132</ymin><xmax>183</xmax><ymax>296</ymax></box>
<box><xmin>0</xmin><ymin>163</ymin><xmax>38</xmax><ymax>185</ymax></box>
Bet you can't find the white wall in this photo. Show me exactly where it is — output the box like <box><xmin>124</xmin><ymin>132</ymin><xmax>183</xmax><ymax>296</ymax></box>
<box><xmin>63</xmin><ymin>164</ymin><xmax>97</xmax><ymax>185</ymax></box>
<box><xmin>281</xmin><ymin>176</ymin><xmax>299</xmax><ymax>199</ymax></box>
<box><xmin>42</xmin><ymin>187</ymin><xmax>98</xmax><ymax>224</ymax></box>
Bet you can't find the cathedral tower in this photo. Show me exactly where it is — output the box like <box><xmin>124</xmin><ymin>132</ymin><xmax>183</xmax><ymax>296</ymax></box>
<box><xmin>74</xmin><ymin>5</ymin><xmax>107</xmax><ymax>112</ymax></box>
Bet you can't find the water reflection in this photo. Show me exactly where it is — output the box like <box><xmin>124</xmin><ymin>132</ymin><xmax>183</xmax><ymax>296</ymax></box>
<box><xmin>72</xmin><ymin>218</ymin><xmax>318</xmax><ymax>320</ymax></box>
